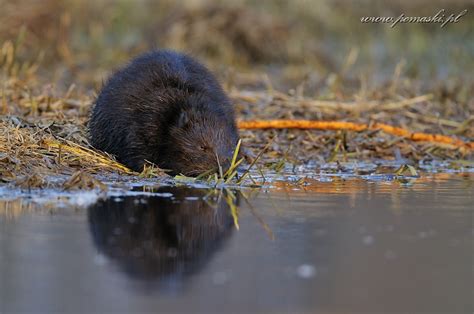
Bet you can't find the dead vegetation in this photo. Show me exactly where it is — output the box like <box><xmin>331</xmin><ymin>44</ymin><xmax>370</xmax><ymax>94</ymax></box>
<box><xmin>0</xmin><ymin>0</ymin><xmax>473</xmax><ymax>189</ymax></box>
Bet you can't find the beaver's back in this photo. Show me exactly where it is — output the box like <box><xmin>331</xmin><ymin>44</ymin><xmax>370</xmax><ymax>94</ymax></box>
<box><xmin>88</xmin><ymin>50</ymin><xmax>238</xmax><ymax>173</ymax></box>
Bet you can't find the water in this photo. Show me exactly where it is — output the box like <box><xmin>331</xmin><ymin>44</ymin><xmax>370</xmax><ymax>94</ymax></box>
<box><xmin>1</xmin><ymin>173</ymin><xmax>473</xmax><ymax>313</ymax></box>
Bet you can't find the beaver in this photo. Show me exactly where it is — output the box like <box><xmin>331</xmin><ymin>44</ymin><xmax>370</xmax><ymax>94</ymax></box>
<box><xmin>88</xmin><ymin>50</ymin><xmax>240</xmax><ymax>176</ymax></box>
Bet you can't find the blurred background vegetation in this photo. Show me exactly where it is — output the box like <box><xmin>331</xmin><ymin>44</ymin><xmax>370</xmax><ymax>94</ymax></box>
<box><xmin>1</xmin><ymin>0</ymin><xmax>473</xmax><ymax>93</ymax></box>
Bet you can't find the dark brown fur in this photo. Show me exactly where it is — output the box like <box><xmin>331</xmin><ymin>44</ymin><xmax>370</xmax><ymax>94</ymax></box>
<box><xmin>89</xmin><ymin>50</ymin><xmax>240</xmax><ymax>175</ymax></box>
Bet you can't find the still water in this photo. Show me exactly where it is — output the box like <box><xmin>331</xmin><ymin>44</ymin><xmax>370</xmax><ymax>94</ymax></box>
<box><xmin>1</xmin><ymin>174</ymin><xmax>473</xmax><ymax>313</ymax></box>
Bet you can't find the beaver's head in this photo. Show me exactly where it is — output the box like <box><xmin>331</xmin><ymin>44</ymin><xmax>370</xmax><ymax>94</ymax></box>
<box><xmin>162</xmin><ymin>105</ymin><xmax>240</xmax><ymax>177</ymax></box>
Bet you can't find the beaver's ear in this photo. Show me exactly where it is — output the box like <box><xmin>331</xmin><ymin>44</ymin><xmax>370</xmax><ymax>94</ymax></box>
<box><xmin>177</xmin><ymin>111</ymin><xmax>190</xmax><ymax>128</ymax></box>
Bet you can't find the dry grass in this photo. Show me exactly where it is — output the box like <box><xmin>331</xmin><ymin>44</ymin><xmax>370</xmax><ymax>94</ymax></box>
<box><xmin>0</xmin><ymin>0</ymin><xmax>473</xmax><ymax>189</ymax></box>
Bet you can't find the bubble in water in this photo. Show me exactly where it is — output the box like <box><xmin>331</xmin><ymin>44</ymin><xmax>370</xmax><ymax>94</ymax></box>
<box><xmin>362</xmin><ymin>235</ymin><xmax>374</xmax><ymax>245</ymax></box>
<box><xmin>297</xmin><ymin>264</ymin><xmax>317</xmax><ymax>279</ymax></box>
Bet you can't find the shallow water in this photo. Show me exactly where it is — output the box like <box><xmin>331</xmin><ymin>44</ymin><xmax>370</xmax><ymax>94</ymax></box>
<box><xmin>1</xmin><ymin>173</ymin><xmax>473</xmax><ymax>313</ymax></box>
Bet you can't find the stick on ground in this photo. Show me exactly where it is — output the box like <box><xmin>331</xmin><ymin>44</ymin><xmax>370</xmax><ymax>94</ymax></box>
<box><xmin>238</xmin><ymin>120</ymin><xmax>474</xmax><ymax>150</ymax></box>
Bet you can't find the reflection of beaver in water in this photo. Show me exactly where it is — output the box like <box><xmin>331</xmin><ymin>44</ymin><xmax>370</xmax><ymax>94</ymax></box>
<box><xmin>87</xmin><ymin>187</ymin><xmax>235</xmax><ymax>284</ymax></box>
<box><xmin>88</xmin><ymin>50</ymin><xmax>240</xmax><ymax>176</ymax></box>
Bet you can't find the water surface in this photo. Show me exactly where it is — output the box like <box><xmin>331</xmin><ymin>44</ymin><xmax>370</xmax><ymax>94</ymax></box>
<box><xmin>1</xmin><ymin>174</ymin><xmax>473</xmax><ymax>313</ymax></box>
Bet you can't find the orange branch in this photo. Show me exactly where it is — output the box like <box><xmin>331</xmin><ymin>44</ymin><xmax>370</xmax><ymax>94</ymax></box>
<box><xmin>237</xmin><ymin>120</ymin><xmax>474</xmax><ymax>150</ymax></box>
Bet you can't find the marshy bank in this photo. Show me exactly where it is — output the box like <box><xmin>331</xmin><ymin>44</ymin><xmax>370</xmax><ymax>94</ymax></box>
<box><xmin>0</xmin><ymin>1</ymin><xmax>473</xmax><ymax>312</ymax></box>
<box><xmin>1</xmin><ymin>0</ymin><xmax>473</xmax><ymax>190</ymax></box>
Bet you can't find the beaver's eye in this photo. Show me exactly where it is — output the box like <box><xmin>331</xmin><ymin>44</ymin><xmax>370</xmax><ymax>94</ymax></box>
<box><xmin>199</xmin><ymin>145</ymin><xmax>206</xmax><ymax>151</ymax></box>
